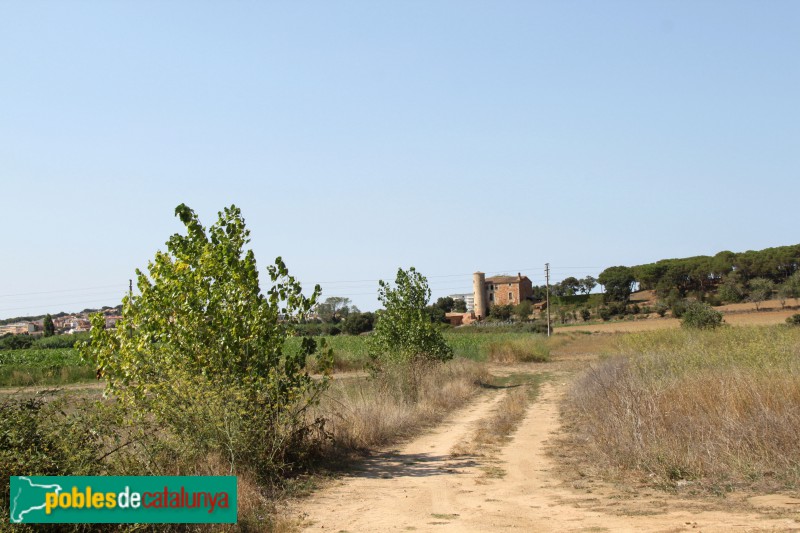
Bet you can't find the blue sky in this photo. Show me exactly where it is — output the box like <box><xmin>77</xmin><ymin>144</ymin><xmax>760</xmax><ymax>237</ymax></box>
<box><xmin>1</xmin><ymin>1</ymin><xmax>798</xmax><ymax>317</ymax></box>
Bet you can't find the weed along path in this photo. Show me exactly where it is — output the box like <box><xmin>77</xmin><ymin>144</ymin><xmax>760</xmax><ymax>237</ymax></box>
<box><xmin>294</xmin><ymin>342</ymin><xmax>800</xmax><ymax>532</ymax></box>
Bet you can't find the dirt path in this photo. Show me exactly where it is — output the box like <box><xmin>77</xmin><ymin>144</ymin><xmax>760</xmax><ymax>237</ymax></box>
<box><xmin>294</xmin><ymin>357</ymin><xmax>800</xmax><ymax>531</ymax></box>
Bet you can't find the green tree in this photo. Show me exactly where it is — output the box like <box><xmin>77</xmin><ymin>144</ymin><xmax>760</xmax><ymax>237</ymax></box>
<box><xmin>718</xmin><ymin>273</ymin><xmax>745</xmax><ymax>303</ymax></box>
<box><xmin>514</xmin><ymin>300</ymin><xmax>533</xmax><ymax>321</ymax></box>
<box><xmin>598</xmin><ymin>266</ymin><xmax>636</xmax><ymax>303</ymax></box>
<box><xmin>489</xmin><ymin>304</ymin><xmax>513</xmax><ymax>321</ymax></box>
<box><xmin>783</xmin><ymin>271</ymin><xmax>800</xmax><ymax>304</ymax></box>
<box><xmin>452</xmin><ymin>299</ymin><xmax>468</xmax><ymax>313</ymax></box>
<box><xmin>369</xmin><ymin>267</ymin><xmax>453</xmax><ymax>365</ymax></box>
<box><xmin>42</xmin><ymin>314</ymin><xmax>55</xmax><ymax>337</ymax></box>
<box><xmin>434</xmin><ymin>296</ymin><xmax>455</xmax><ymax>313</ymax></box>
<box><xmin>748</xmin><ymin>277</ymin><xmax>775</xmax><ymax>311</ymax></box>
<box><xmin>79</xmin><ymin>204</ymin><xmax>330</xmax><ymax>481</ymax></box>
<box><xmin>681</xmin><ymin>301</ymin><xmax>724</xmax><ymax>330</ymax></box>
<box><xmin>580</xmin><ymin>276</ymin><xmax>597</xmax><ymax>295</ymax></box>
<box><xmin>560</xmin><ymin>277</ymin><xmax>580</xmax><ymax>296</ymax></box>
<box><xmin>316</xmin><ymin>296</ymin><xmax>352</xmax><ymax>323</ymax></box>
<box><xmin>342</xmin><ymin>311</ymin><xmax>375</xmax><ymax>335</ymax></box>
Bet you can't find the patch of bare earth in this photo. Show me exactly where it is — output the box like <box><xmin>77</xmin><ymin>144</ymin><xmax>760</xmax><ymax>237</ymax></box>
<box><xmin>290</xmin><ymin>338</ymin><xmax>800</xmax><ymax>532</ymax></box>
<box><xmin>556</xmin><ymin>306</ymin><xmax>797</xmax><ymax>335</ymax></box>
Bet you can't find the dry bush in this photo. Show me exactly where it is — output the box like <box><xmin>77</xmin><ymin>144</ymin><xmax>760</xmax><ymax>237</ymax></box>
<box><xmin>567</xmin><ymin>326</ymin><xmax>800</xmax><ymax>489</ymax></box>
<box><xmin>487</xmin><ymin>336</ymin><xmax>550</xmax><ymax>363</ymax></box>
<box><xmin>315</xmin><ymin>358</ymin><xmax>487</xmax><ymax>451</ymax></box>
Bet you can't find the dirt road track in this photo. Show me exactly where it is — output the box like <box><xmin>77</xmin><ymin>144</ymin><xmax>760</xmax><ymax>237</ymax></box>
<box><xmin>294</xmin><ymin>366</ymin><xmax>800</xmax><ymax>532</ymax></box>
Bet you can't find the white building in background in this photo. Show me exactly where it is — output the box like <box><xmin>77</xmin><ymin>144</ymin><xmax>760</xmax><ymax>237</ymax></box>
<box><xmin>0</xmin><ymin>322</ymin><xmax>36</xmax><ymax>335</ymax></box>
<box><xmin>449</xmin><ymin>293</ymin><xmax>474</xmax><ymax>313</ymax></box>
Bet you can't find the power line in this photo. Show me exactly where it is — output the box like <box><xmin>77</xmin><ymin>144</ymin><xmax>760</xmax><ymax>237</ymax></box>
<box><xmin>0</xmin><ymin>297</ymin><xmax>124</xmax><ymax>314</ymax></box>
<box><xmin>0</xmin><ymin>284</ymin><xmax>123</xmax><ymax>299</ymax></box>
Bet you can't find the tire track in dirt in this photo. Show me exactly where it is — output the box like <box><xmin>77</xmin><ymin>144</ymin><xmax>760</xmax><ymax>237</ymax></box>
<box><xmin>294</xmin><ymin>366</ymin><xmax>800</xmax><ymax>532</ymax></box>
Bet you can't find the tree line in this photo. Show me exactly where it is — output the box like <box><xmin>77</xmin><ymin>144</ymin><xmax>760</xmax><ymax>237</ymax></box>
<box><xmin>597</xmin><ymin>243</ymin><xmax>800</xmax><ymax>304</ymax></box>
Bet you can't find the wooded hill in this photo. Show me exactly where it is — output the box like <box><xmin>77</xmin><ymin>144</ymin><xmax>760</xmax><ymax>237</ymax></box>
<box><xmin>606</xmin><ymin>244</ymin><xmax>800</xmax><ymax>298</ymax></box>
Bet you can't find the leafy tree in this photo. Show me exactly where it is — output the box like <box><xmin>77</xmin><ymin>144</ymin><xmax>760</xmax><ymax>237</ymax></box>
<box><xmin>79</xmin><ymin>204</ymin><xmax>331</xmax><ymax>481</ymax></box>
<box><xmin>369</xmin><ymin>267</ymin><xmax>452</xmax><ymax>365</ymax></box>
<box><xmin>748</xmin><ymin>277</ymin><xmax>775</xmax><ymax>311</ymax></box>
<box><xmin>681</xmin><ymin>301</ymin><xmax>724</xmax><ymax>330</ymax></box>
<box><xmin>43</xmin><ymin>314</ymin><xmax>55</xmax><ymax>337</ymax></box>
<box><xmin>580</xmin><ymin>276</ymin><xmax>597</xmax><ymax>295</ymax></box>
<box><xmin>718</xmin><ymin>273</ymin><xmax>745</xmax><ymax>303</ymax></box>
<box><xmin>342</xmin><ymin>311</ymin><xmax>375</xmax><ymax>335</ymax></box>
<box><xmin>783</xmin><ymin>271</ymin><xmax>800</xmax><ymax>303</ymax></box>
<box><xmin>425</xmin><ymin>305</ymin><xmax>447</xmax><ymax>324</ymax></box>
<box><xmin>514</xmin><ymin>300</ymin><xmax>533</xmax><ymax>321</ymax></box>
<box><xmin>488</xmin><ymin>304</ymin><xmax>513</xmax><ymax>321</ymax></box>
<box><xmin>560</xmin><ymin>277</ymin><xmax>580</xmax><ymax>296</ymax></box>
<box><xmin>580</xmin><ymin>308</ymin><xmax>591</xmax><ymax>321</ymax></box>
<box><xmin>598</xmin><ymin>266</ymin><xmax>636</xmax><ymax>303</ymax></box>
<box><xmin>670</xmin><ymin>299</ymin><xmax>689</xmax><ymax>318</ymax></box>
<box><xmin>317</xmin><ymin>296</ymin><xmax>352</xmax><ymax>323</ymax></box>
<box><xmin>452</xmin><ymin>299</ymin><xmax>468</xmax><ymax>313</ymax></box>
<box><xmin>434</xmin><ymin>296</ymin><xmax>455</xmax><ymax>313</ymax></box>
<box><xmin>778</xmin><ymin>283</ymin><xmax>793</xmax><ymax>309</ymax></box>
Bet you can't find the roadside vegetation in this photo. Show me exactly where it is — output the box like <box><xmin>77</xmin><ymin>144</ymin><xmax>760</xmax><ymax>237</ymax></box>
<box><xmin>567</xmin><ymin>325</ymin><xmax>800</xmax><ymax>492</ymax></box>
<box><xmin>0</xmin><ymin>205</ymin><xmax>508</xmax><ymax>530</ymax></box>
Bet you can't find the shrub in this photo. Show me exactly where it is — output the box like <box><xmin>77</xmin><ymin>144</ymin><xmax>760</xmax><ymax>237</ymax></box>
<box><xmin>488</xmin><ymin>304</ymin><xmax>514</xmax><ymax>321</ymax></box>
<box><xmin>654</xmin><ymin>301</ymin><xmax>669</xmax><ymax>317</ymax></box>
<box><xmin>787</xmin><ymin>314</ymin><xmax>800</xmax><ymax>326</ymax></box>
<box><xmin>342</xmin><ymin>311</ymin><xmax>375</xmax><ymax>335</ymax></box>
<box><xmin>608</xmin><ymin>302</ymin><xmax>627</xmax><ymax>316</ymax></box>
<box><xmin>681</xmin><ymin>301</ymin><xmax>724</xmax><ymax>330</ymax></box>
<box><xmin>369</xmin><ymin>267</ymin><xmax>453</xmax><ymax>366</ymax></box>
<box><xmin>670</xmin><ymin>299</ymin><xmax>689</xmax><ymax>318</ymax></box>
<box><xmin>598</xmin><ymin>307</ymin><xmax>612</xmax><ymax>321</ymax></box>
<box><xmin>580</xmin><ymin>308</ymin><xmax>591</xmax><ymax>322</ymax></box>
<box><xmin>80</xmin><ymin>204</ymin><xmax>331</xmax><ymax>482</ymax></box>
<box><xmin>514</xmin><ymin>300</ymin><xmax>533</xmax><ymax>321</ymax></box>
<box><xmin>33</xmin><ymin>332</ymin><xmax>90</xmax><ymax>349</ymax></box>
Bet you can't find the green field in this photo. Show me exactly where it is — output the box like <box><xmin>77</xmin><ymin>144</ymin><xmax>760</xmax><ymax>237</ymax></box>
<box><xmin>0</xmin><ymin>348</ymin><xmax>94</xmax><ymax>387</ymax></box>
<box><xmin>0</xmin><ymin>329</ymin><xmax>550</xmax><ymax>387</ymax></box>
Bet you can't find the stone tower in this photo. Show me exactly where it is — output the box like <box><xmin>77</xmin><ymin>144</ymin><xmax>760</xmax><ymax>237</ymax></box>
<box><xmin>473</xmin><ymin>272</ymin><xmax>486</xmax><ymax>319</ymax></box>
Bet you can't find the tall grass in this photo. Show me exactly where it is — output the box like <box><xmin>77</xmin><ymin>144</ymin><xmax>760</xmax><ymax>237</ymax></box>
<box><xmin>444</xmin><ymin>331</ymin><xmax>550</xmax><ymax>361</ymax></box>
<box><xmin>568</xmin><ymin>326</ymin><xmax>800</xmax><ymax>489</ymax></box>
<box><xmin>314</xmin><ymin>358</ymin><xmax>488</xmax><ymax>451</ymax></box>
<box><xmin>486</xmin><ymin>336</ymin><xmax>550</xmax><ymax>363</ymax></box>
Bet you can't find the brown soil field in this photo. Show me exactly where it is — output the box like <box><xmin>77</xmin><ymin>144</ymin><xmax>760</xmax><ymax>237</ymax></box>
<box><xmin>556</xmin><ymin>307</ymin><xmax>797</xmax><ymax>334</ymax></box>
<box><xmin>289</xmin><ymin>337</ymin><xmax>800</xmax><ymax>532</ymax></box>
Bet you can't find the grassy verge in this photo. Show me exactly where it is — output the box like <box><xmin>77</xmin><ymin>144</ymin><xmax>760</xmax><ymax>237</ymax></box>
<box><xmin>566</xmin><ymin>325</ymin><xmax>800</xmax><ymax>492</ymax></box>
<box><xmin>315</xmin><ymin>358</ymin><xmax>488</xmax><ymax>451</ymax></box>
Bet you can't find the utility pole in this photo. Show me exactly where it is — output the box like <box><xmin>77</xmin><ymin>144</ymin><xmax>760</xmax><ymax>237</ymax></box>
<box><xmin>545</xmin><ymin>263</ymin><xmax>551</xmax><ymax>337</ymax></box>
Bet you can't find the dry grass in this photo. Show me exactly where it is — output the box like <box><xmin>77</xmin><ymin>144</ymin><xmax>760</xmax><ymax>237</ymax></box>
<box><xmin>315</xmin><ymin>358</ymin><xmax>488</xmax><ymax>451</ymax></box>
<box><xmin>487</xmin><ymin>336</ymin><xmax>551</xmax><ymax>363</ymax></box>
<box><xmin>566</xmin><ymin>326</ymin><xmax>800</xmax><ymax>490</ymax></box>
<box><xmin>451</xmin><ymin>385</ymin><xmax>532</xmax><ymax>457</ymax></box>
